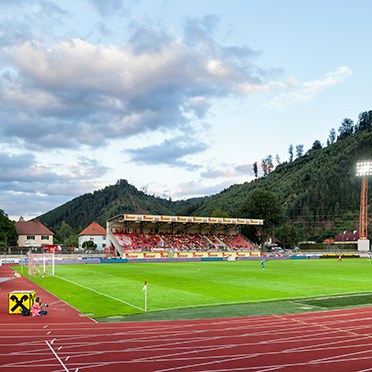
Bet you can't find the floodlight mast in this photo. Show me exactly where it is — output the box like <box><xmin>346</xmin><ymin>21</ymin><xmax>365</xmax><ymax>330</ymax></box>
<box><xmin>356</xmin><ymin>161</ymin><xmax>372</xmax><ymax>240</ymax></box>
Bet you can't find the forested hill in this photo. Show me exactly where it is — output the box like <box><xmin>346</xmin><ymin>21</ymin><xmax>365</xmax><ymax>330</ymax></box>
<box><xmin>193</xmin><ymin>128</ymin><xmax>372</xmax><ymax>240</ymax></box>
<box><xmin>38</xmin><ymin>179</ymin><xmax>207</xmax><ymax>232</ymax></box>
<box><xmin>39</xmin><ymin>125</ymin><xmax>372</xmax><ymax>241</ymax></box>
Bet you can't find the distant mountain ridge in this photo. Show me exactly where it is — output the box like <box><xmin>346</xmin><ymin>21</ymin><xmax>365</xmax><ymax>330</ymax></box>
<box><xmin>38</xmin><ymin>179</ymin><xmax>208</xmax><ymax>232</ymax></box>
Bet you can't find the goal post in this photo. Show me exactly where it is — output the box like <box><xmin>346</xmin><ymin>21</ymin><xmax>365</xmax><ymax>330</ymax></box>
<box><xmin>28</xmin><ymin>253</ymin><xmax>55</xmax><ymax>277</ymax></box>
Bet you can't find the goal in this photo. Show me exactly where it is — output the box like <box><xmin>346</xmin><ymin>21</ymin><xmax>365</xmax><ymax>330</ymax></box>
<box><xmin>28</xmin><ymin>253</ymin><xmax>55</xmax><ymax>277</ymax></box>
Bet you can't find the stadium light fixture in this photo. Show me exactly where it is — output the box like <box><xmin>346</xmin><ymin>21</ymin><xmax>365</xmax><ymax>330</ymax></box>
<box><xmin>356</xmin><ymin>161</ymin><xmax>372</xmax><ymax>177</ymax></box>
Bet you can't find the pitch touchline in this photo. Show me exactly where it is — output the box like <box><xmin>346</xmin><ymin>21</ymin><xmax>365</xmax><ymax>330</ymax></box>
<box><xmin>54</xmin><ymin>275</ymin><xmax>144</xmax><ymax>311</ymax></box>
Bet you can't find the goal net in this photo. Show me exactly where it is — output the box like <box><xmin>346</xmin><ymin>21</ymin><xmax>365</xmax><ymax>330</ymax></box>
<box><xmin>28</xmin><ymin>253</ymin><xmax>55</xmax><ymax>277</ymax></box>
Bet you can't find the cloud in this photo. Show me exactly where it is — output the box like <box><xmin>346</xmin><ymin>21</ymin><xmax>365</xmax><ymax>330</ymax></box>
<box><xmin>87</xmin><ymin>0</ymin><xmax>128</xmax><ymax>17</ymax></box>
<box><xmin>0</xmin><ymin>152</ymin><xmax>57</xmax><ymax>184</ymax></box>
<box><xmin>267</xmin><ymin>66</ymin><xmax>353</xmax><ymax>108</ymax></box>
<box><xmin>175</xmin><ymin>180</ymin><xmax>233</xmax><ymax>199</ymax></box>
<box><xmin>201</xmin><ymin>163</ymin><xmax>255</xmax><ymax>179</ymax></box>
<box><xmin>126</xmin><ymin>136</ymin><xmax>207</xmax><ymax>170</ymax></box>
<box><xmin>0</xmin><ymin>16</ymin><xmax>284</xmax><ymax>152</ymax></box>
<box><xmin>0</xmin><ymin>151</ymin><xmax>108</xmax><ymax>191</ymax></box>
<box><xmin>0</xmin><ymin>0</ymin><xmax>68</xmax><ymax>46</ymax></box>
<box><xmin>65</xmin><ymin>157</ymin><xmax>110</xmax><ymax>180</ymax></box>
<box><xmin>0</xmin><ymin>151</ymin><xmax>109</xmax><ymax>219</ymax></box>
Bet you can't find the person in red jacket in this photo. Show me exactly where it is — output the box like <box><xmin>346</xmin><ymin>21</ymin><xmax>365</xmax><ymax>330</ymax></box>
<box><xmin>31</xmin><ymin>297</ymin><xmax>48</xmax><ymax>316</ymax></box>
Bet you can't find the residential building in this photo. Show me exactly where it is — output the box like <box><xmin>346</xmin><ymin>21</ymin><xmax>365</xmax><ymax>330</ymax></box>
<box><xmin>15</xmin><ymin>219</ymin><xmax>54</xmax><ymax>247</ymax></box>
<box><xmin>78</xmin><ymin>221</ymin><xmax>107</xmax><ymax>251</ymax></box>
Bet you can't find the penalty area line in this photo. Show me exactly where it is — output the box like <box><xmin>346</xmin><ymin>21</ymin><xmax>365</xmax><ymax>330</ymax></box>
<box><xmin>54</xmin><ymin>275</ymin><xmax>144</xmax><ymax>311</ymax></box>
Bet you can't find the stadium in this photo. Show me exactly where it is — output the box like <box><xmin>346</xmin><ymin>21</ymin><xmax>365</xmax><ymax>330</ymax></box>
<box><xmin>2</xmin><ymin>211</ymin><xmax>372</xmax><ymax>371</ymax></box>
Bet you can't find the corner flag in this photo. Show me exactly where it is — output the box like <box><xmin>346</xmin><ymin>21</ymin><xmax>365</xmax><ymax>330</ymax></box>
<box><xmin>143</xmin><ymin>280</ymin><xmax>148</xmax><ymax>312</ymax></box>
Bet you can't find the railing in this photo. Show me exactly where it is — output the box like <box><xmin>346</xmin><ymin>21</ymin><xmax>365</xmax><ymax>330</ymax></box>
<box><xmin>106</xmin><ymin>231</ymin><xmax>124</xmax><ymax>256</ymax></box>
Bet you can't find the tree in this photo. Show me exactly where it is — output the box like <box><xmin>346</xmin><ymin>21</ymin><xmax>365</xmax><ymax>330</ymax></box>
<box><xmin>253</xmin><ymin>162</ymin><xmax>258</xmax><ymax>178</ymax></box>
<box><xmin>311</xmin><ymin>140</ymin><xmax>322</xmax><ymax>151</ymax></box>
<box><xmin>275</xmin><ymin>154</ymin><xmax>281</xmax><ymax>165</ymax></box>
<box><xmin>273</xmin><ymin>223</ymin><xmax>301</xmax><ymax>248</ymax></box>
<box><xmin>64</xmin><ymin>234</ymin><xmax>78</xmax><ymax>248</ymax></box>
<box><xmin>295</xmin><ymin>144</ymin><xmax>304</xmax><ymax>158</ymax></box>
<box><xmin>288</xmin><ymin>144</ymin><xmax>294</xmax><ymax>162</ymax></box>
<box><xmin>0</xmin><ymin>210</ymin><xmax>17</xmax><ymax>246</ymax></box>
<box><xmin>261</xmin><ymin>155</ymin><xmax>274</xmax><ymax>176</ymax></box>
<box><xmin>261</xmin><ymin>159</ymin><xmax>268</xmax><ymax>176</ymax></box>
<box><xmin>266</xmin><ymin>155</ymin><xmax>274</xmax><ymax>174</ymax></box>
<box><xmin>338</xmin><ymin>118</ymin><xmax>354</xmax><ymax>139</ymax></box>
<box><xmin>55</xmin><ymin>221</ymin><xmax>76</xmax><ymax>244</ymax></box>
<box><xmin>211</xmin><ymin>209</ymin><xmax>230</xmax><ymax>218</ymax></box>
<box><xmin>82</xmin><ymin>240</ymin><xmax>97</xmax><ymax>251</ymax></box>
<box><xmin>357</xmin><ymin>111</ymin><xmax>372</xmax><ymax>132</ymax></box>
<box><xmin>238</xmin><ymin>190</ymin><xmax>284</xmax><ymax>247</ymax></box>
<box><xmin>328</xmin><ymin>128</ymin><xmax>336</xmax><ymax>144</ymax></box>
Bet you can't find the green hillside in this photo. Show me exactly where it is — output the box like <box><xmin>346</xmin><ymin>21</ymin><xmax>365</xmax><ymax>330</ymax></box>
<box><xmin>193</xmin><ymin>128</ymin><xmax>372</xmax><ymax>242</ymax></box>
<box><xmin>195</xmin><ymin>130</ymin><xmax>370</xmax><ymax>216</ymax></box>
<box><xmin>38</xmin><ymin>179</ymin><xmax>207</xmax><ymax>232</ymax></box>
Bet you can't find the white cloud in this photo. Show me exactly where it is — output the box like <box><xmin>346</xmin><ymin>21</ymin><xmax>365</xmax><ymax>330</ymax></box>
<box><xmin>267</xmin><ymin>66</ymin><xmax>353</xmax><ymax>108</ymax></box>
<box><xmin>0</xmin><ymin>24</ymin><xmax>283</xmax><ymax>153</ymax></box>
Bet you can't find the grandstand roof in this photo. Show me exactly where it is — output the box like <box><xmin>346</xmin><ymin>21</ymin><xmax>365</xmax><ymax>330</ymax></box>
<box><xmin>107</xmin><ymin>214</ymin><xmax>263</xmax><ymax>234</ymax></box>
<box><xmin>108</xmin><ymin>214</ymin><xmax>263</xmax><ymax>226</ymax></box>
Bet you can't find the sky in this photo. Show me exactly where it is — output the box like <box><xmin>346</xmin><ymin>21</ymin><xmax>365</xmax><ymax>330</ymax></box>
<box><xmin>1</xmin><ymin>0</ymin><xmax>371</xmax><ymax>222</ymax></box>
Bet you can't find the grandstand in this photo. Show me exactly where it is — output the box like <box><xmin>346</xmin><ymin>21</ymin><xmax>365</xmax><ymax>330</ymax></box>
<box><xmin>106</xmin><ymin>214</ymin><xmax>263</xmax><ymax>256</ymax></box>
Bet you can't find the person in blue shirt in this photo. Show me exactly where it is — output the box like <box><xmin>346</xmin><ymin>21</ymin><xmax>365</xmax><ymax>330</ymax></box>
<box><xmin>261</xmin><ymin>259</ymin><xmax>267</xmax><ymax>269</ymax></box>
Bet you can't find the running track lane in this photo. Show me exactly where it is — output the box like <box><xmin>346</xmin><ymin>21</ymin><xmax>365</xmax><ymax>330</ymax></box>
<box><xmin>3</xmin><ymin>308</ymin><xmax>372</xmax><ymax>371</ymax></box>
<box><xmin>2</xmin><ymin>264</ymin><xmax>372</xmax><ymax>371</ymax></box>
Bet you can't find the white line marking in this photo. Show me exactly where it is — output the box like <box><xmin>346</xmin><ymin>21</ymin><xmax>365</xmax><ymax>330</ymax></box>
<box><xmin>54</xmin><ymin>275</ymin><xmax>144</xmax><ymax>311</ymax></box>
<box><xmin>45</xmin><ymin>340</ymin><xmax>69</xmax><ymax>371</ymax></box>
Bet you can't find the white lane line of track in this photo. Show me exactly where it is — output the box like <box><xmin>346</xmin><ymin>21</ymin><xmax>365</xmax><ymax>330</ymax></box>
<box><xmin>46</xmin><ymin>340</ymin><xmax>69</xmax><ymax>371</ymax></box>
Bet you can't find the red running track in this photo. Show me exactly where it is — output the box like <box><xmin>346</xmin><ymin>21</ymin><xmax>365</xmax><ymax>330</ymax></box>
<box><xmin>2</xmin><ymin>264</ymin><xmax>372</xmax><ymax>371</ymax></box>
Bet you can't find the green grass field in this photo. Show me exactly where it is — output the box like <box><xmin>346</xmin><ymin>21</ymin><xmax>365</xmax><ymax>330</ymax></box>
<box><xmin>20</xmin><ymin>258</ymin><xmax>372</xmax><ymax>321</ymax></box>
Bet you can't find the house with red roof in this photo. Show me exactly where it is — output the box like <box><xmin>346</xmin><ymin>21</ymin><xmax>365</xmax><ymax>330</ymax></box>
<box><xmin>78</xmin><ymin>221</ymin><xmax>107</xmax><ymax>251</ymax></box>
<box><xmin>334</xmin><ymin>230</ymin><xmax>359</xmax><ymax>243</ymax></box>
<box><xmin>15</xmin><ymin>219</ymin><xmax>54</xmax><ymax>248</ymax></box>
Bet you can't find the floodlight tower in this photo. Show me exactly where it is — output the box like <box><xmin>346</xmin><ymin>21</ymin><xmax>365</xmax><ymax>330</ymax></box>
<box><xmin>356</xmin><ymin>161</ymin><xmax>372</xmax><ymax>251</ymax></box>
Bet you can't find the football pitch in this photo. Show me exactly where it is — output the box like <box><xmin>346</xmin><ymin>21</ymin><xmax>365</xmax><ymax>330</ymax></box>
<box><xmin>23</xmin><ymin>258</ymin><xmax>372</xmax><ymax>321</ymax></box>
